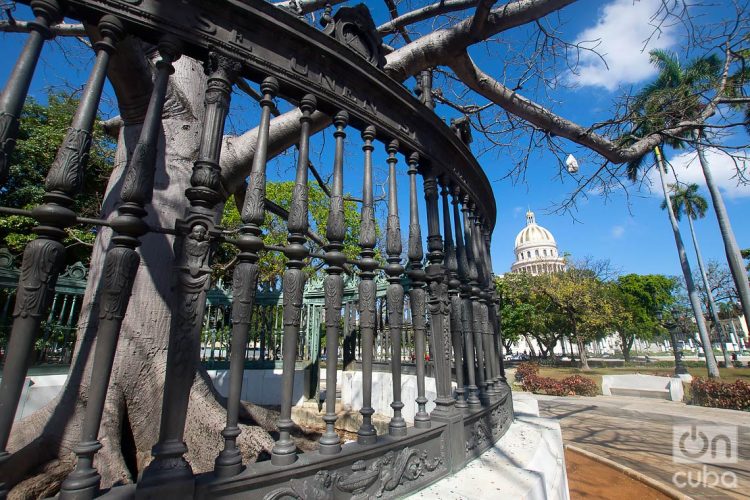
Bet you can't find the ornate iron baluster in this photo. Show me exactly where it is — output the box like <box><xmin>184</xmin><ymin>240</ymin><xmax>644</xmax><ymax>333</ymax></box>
<box><xmin>214</xmin><ymin>77</ymin><xmax>278</xmax><ymax>477</ymax></box>
<box><xmin>0</xmin><ymin>0</ymin><xmax>61</xmax><ymax>183</ymax></box>
<box><xmin>319</xmin><ymin>114</ymin><xmax>351</xmax><ymax>454</ymax></box>
<box><xmin>482</xmin><ymin>224</ymin><xmax>505</xmax><ymax>383</ymax></box>
<box><xmin>271</xmin><ymin>95</ymin><xmax>316</xmax><ymax>466</ymax></box>
<box><xmin>385</xmin><ymin>140</ymin><xmax>406</xmax><ymax>437</ymax></box>
<box><xmin>453</xmin><ymin>188</ymin><xmax>479</xmax><ymax>408</ymax></box>
<box><xmin>478</xmin><ymin>220</ymin><xmax>499</xmax><ymax>391</ymax></box>
<box><xmin>0</xmin><ymin>16</ymin><xmax>123</xmax><ymax>491</ymax></box>
<box><xmin>422</xmin><ymin>171</ymin><xmax>453</xmax><ymax>414</ymax></box>
<box><xmin>407</xmin><ymin>153</ymin><xmax>430</xmax><ymax>428</ymax></box>
<box><xmin>441</xmin><ymin>180</ymin><xmax>466</xmax><ymax>409</ymax></box>
<box><xmin>471</xmin><ymin>206</ymin><xmax>495</xmax><ymax>396</ymax></box>
<box><xmin>59</xmin><ymin>37</ymin><xmax>180</xmax><ymax>500</ymax></box>
<box><xmin>138</xmin><ymin>52</ymin><xmax>239</xmax><ymax>495</ymax></box>
<box><xmin>462</xmin><ymin>195</ymin><xmax>487</xmax><ymax>404</ymax></box>
<box><xmin>357</xmin><ymin>122</ymin><xmax>378</xmax><ymax>445</ymax></box>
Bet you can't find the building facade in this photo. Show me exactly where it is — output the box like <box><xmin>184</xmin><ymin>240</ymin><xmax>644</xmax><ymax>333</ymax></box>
<box><xmin>511</xmin><ymin>210</ymin><xmax>565</xmax><ymax>275</ymax></box>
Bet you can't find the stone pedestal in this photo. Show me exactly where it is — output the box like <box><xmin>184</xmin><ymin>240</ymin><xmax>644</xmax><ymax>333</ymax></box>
<box><xmin>410</xmin><ymin>392</ymin><xmax>569</xmax><ymax>500</ymax></box>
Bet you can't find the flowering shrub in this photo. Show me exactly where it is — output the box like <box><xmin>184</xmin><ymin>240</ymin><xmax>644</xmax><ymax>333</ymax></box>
<box><xmin>520</xmin><ymin>372</ymin><xmax>599</xmax><ymax>397</ymax></box>
<box><xmin>560</xmin><ymin>375</ymin><xmax>599</xmax><ymax>397</ymax></box>
<box><xmin>691</xmin><ymin>378</ymin><xmax>750</xmax><ymax>411</ymax></box>
<box><xmin>515</xmin><ymin>362</ymin><xmax>540</xmax><ymax>381</ymax></box>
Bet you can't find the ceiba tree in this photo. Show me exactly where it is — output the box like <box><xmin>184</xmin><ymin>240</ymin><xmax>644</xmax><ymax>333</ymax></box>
<box><xmin>2</xmin><ymin>0</ymin><xmax>747</xmax><ymax>496</ymax></box>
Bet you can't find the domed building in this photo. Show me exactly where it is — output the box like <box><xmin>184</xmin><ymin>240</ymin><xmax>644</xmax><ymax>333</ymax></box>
<box><xmin>511</xmin><ymin>210</ymin><xmax>565</xmax><ymax>275</ymax></box>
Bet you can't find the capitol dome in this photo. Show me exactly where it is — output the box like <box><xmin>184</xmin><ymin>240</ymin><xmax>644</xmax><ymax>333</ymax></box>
<box><xmin>511</xmin><ymin>210</ymin><xmax>566</xmax><ymax>275</ymax></box>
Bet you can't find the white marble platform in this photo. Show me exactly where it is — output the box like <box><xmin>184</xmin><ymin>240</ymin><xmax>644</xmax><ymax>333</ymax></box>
<box><xmin>408</xmin><ymin>392</ymin><xmax>570</xmax><ymax>500</ymax></box>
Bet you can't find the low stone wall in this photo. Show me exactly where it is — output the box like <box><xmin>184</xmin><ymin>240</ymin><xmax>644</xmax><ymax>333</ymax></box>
<box><xmin>206</xmin><ymin>366</ymin><xmax>313</xmax><ymax>406</ymax></box>
<box><xmin>14</xmin><ymin>374</ymin><xmax>67</xmax><ymax>421</ymax></box>
<box><xmin>339</xmin><ymin>371</ymin><xmax>457</xmax><ymax>422</ymax></box>
<box><xmin>10</xmin><ymin>366</ymin><xmax>313</xmax><ymax>421</ymax></box>
<box><xmin>602</xmin><ymin>374</ymin><xmax>684</xmax><ymax>401</ymax></box>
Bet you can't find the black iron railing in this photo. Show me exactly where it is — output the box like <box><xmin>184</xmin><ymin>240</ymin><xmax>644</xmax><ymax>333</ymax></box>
<box><xmin>0</xmin><ymin>1</ymin><xmax>511</xmax><ymax>498</ymax></box>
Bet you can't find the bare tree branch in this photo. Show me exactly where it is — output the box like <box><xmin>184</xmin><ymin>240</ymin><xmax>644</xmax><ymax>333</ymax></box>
<box><xmin>273</xmin><ymin>0</ymin><xmax>346</xmax><ymax>15</ymax></box>
<box><xmin>377</xmin><ymin>0</ymin><xmax>476</xmax><ymax>35</ymax></box>
<box><xmin>383</xmin><ymin>0</ymin><xmax>576</xmax><ymax>81</ymax></box>
<box><xmin>0</xmin><ymin>20</ymin><xmax>85</xmax><ymax>36</ymax></box>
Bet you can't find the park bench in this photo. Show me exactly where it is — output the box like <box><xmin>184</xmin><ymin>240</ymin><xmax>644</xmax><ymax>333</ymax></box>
<box><xmin>601</xmin><ymin>374</ymin><xmax>684</xmax><ymax>401</ymax></box>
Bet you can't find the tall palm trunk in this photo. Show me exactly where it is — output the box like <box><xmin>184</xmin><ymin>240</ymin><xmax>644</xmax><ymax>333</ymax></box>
<box><xmin>656</xmin><ymin>146</ymin><xmax>720</xmax><ymax>378</ymax></box>
<box><xmin>687</xmin><ymin>214</ymin><xmax>731</xmax><ymax>367</ymax></box>
<box><xmin>693</xmin><ymin>130</ymin><xmax>750</xmax><ymax>329</ymax></box>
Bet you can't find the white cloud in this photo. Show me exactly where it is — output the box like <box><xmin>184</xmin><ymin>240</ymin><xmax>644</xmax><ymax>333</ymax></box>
<box><xmin>611</xmin><ymin>225</ymin><xmax>626</xmax><ymax>239</ymax></box>
<box><xmin>647</xmin><ymin>148</ymin><xmax>750</xmax><ymax>199</ymax></box>
<box><xmin>567</xmin><ymin>0</ymin><xmax>677</xmax><ymax>91</ymax></box>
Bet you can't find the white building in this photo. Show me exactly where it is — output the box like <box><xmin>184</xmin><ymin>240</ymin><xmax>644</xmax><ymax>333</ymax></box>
<box><xmin>511</xmin><ymin>210</ymin><xmax>566</xmax><ymax>275</ymax></box>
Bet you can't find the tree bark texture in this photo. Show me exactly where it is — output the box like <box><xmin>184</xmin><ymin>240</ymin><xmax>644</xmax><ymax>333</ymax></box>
<box><xmin>5</xmin><ymin>54</ymin><xmax>278</xmax><ymax>497</ymax></box>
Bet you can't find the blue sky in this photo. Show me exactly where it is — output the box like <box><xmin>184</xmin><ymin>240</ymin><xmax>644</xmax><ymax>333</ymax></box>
<box><xmin>1</xmin><ymin>0</ymin><xmax>747</xmax><ymax>279</ymax></box>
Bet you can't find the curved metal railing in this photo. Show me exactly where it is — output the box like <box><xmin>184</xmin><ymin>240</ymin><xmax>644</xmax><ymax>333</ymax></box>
<box><xmin>0</xmin><ymin>1</ymin><xmax>511</xmax><ymax>498</ymax></box>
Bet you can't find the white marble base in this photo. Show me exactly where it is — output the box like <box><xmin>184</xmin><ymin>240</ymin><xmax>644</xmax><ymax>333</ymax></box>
<box><xmin>602</xmin><ymin>373</ymin><xmax>684</xmax><ymax>401</ymax></box>
<box><xmin>207</xmin><ymin>367</ymin><xmax>309</xmax><ymax>406</ymax></box>
<box><xmin>12</xmin><ymin>374</ymin><xmax>67</xmax><ymax>421</ymax></box>
<box><xmin>409</xmin><ymin>392</ymin><xmax>569</xmax><ymax>500</ymax></box>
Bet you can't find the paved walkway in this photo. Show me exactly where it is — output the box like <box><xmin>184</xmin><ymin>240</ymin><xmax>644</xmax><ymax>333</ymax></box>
<box><xmin>535</xmin><ymin>394</ymin><xmax>750</xmax><ymax>499</ymax></box>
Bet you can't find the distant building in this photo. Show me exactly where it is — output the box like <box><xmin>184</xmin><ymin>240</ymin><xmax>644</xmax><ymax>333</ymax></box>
<box><xmin>511</xmin><ymin>210</ymin><xmax>565</xmax><ymax>275</ymax></box>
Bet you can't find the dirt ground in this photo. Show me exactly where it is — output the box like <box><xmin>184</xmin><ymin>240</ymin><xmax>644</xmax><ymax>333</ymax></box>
<box><xmin>566</xmin><ymin>448</ymin><xmax>671</xmax><ymax>500</ymax></box>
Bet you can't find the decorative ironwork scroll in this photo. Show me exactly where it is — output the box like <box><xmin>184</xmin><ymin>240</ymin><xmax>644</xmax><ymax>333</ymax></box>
<box><xmin>422</xmin><ymin>172</ymin><xmax>453</xmax><ymax>414</ymax></box>
<box><xmin>139</xmin><ymin>51</ymin><xmax>239</xmax><ymax>494</ymax></box>
<box><xmin>385</xmin><ymin>140</ymin><xmax>407</xmax><ymax>436</ymax></box>
<box><xmin>441</xmin><ymin>180</ymin><xmax>466</xmax><ymax>409</ymax></box>
<box><xmin>0</xmin><ymin>16</ymin><xmax>124</xmax><ymax>497</ymax></box>
<box><xmin>459</xmin><ymin>193</ymin><xmax>483</xmax><ymax>407</ymax></box>
<box><xmin>406</xmin><ymin>153</ymin><xmax>430</xmax><ymax>428</ymax></box>
<box><xmin>60</xmin><ymin>36</ymin><xmax>181</xmax><ymax>500</ymax></box>
<box><xmin>0</xmin><ymin>0</ymin><xmax>61</xmax><ymax>183</ymax></box>
<box><xmin>355</xmin><ymin>120</ymin><xmax>379</xmax><ymax>444</ymax></box>
<box><xmin>271</xmin><ymin>94</ymin><xmax>316</xmax><ymax>466</ymax></box>
<box><xmin>214</xmin><ymin>77</ymin><xmax>279</xmax><ymax>477</ymax></box>
<box><xmin>319</xmin><ymin>112</ymin><xmax>350</xmax><ymax>454</ymax></box>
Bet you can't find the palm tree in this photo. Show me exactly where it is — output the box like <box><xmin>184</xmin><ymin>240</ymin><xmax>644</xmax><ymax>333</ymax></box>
<box><xmin>663</xmin><ymin>183</ymin><xmax>731</xmax><ymax>367</ymax></box>
<box><xmin>624</xmin><ymin>51</ymin><xmax>722</xmax><ymax>378</ymax></box>
<box><xmin>639</xmin><ymin>49</ymin><xmax>750</xmax><ymax>341</ymax></box>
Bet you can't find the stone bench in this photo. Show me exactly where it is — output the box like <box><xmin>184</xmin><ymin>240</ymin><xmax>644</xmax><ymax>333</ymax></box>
<box><xmin>601</xmin><ymin>374</ymin><xmax>684</xmax><ymax>401</ymax></box>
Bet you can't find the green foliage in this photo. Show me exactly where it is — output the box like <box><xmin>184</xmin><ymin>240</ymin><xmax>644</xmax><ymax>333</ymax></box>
<box><xmin>217</xmin><ymin>181</ymin><xmax>373</xmax><ymax>284</ymax></box>
<box><xmin>0</xmin><ymin>91</ymin><xmax>115</xmax><ymax>264</ymax></box>
<box><xmin>612</xmin><ymin>274</ymin><xmax>678</xmax><ymax>358</ymax></box>
<box><xmin>538</xmin><ymin>265</ymin><xmax>615</xmax><ymax>344</ymax></box>
<box><xmin>661</xmin><ymin>183</ymin><xmax>708</xmax><ymax>222</ymax></box>
<box><xmin>496</xmin><ymin>273</ymin><xmax>564</xmax><ymax>356</ymax></box>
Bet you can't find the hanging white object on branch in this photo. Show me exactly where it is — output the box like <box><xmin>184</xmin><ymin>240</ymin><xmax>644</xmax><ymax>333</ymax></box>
<box><xmin>566</xmin><ymin>154</ymin><xmax>579</xmax><ymax>174</ymax></box>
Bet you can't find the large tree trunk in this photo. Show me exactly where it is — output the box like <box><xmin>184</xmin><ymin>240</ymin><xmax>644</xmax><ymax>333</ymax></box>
<box><xmin>575</xmin><ymin>335</ymin><xmax>589</xmax><ymax>370</ymax></box>
<box><xmin>5</xmin><ymin>55</ymin><xmax>280</xmax><ymax>497</ymax></box>
<box><xmin>655</xmin><ymin>146</ymin><xmax>719</xmax><ymax>378</ymax></box>
<box><xmin>693</xmin><ymin>131</ymin><xmax>750</xmax><ymax>333</ymax></box>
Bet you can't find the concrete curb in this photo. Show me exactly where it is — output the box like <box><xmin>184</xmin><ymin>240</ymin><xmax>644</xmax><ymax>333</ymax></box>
<box><xmin>564</xmin><ymin>444</ymin><xmax>692</xmax><ymax>500</ymax></box>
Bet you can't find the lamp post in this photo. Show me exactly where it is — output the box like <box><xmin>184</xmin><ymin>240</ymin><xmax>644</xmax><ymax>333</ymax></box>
<box><xmin>659</xmin><ymin>310</ymin><xmax>689</xmax><ymax>376</ymax></box>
